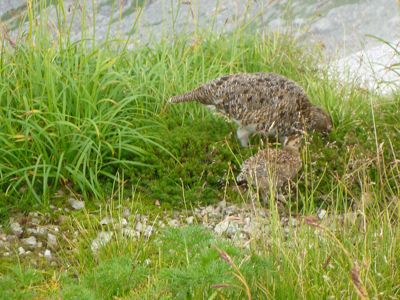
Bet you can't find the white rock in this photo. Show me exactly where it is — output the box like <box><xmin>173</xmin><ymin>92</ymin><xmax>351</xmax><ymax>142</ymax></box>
<box><xmin>121</xmin><ymin>228</ymin><xmax>139</xmax><ymax>239</ymax></box>
<box><xmin>3</xmin><ymin>252</ymin><xmax>10</xmax><ymax>257</ymax></box>
<box><xmin>167</xmin><ymin>219</ymin><xmax>180</xmax><ymax>227</ymax></box>
<box><xmin>318</xmin><ymin>209</ymin><xmax>327</xmax><ymax>220</ymax></box>
<box><xmin>47</xmin><ymin>233</ymin><xmax>57</xmax><ymax>248</ymax></box>
<box><xmin>100</xmin><ymin>217</ymin><xmax>113</xmax><ymax>225</ymax></box>
<box><xmin>120</xmin><ymin>218</ymin><xmax>128</xmax><ymax>227</ymax></box>
<box><xmin>44</xmin><ymin>249</ymin><xmax>52</xmax><ymax>259</ymax></box>
<box><xmin>10</xmin><ymin>222</ymin><xmax>23</xmax><ymax>236</ymax></box>
<box><xmin>144</xmin><ymin>258</ymin><xmax>151</xmax><ymax>266</ymax></box>
<box><xmin>122</xmin><ymin>208</ymin><xmax>131</xmax><ymax>218</ymax></box>
<box><xmin>18</xmin><ymin>247</ymin><xmax>26</xmax><ymax>255</ymax></box>
<box><xmin>214</xmin><ymin>219</ymin><xmax>230</xmax><ymax>235</ymax></box>
<box><xmin>217</xmin><ymin>200</ymin><xmax>227</xmax><ymax>209</ymax></box>
<box><xmin>135</xmin><ymin>222</ymin><xmax>143</xmax><ymax>232</ymax></box>
<box><xmin>21</xmin><ymin>236</ymin><xmax>37</xmax><ymax>248</ymax></box>
<box><xmin>68</xmin><ymin>198</ymin><xmax>85</xmax><ymax>210</ymax></box>
<box><xmin>185</xmin><ymin>216</ymin><xmax>194</xmax><ymax>224</ymax></box>
<box><xmin>144</xmin><ymin>225</ymin><xmax>153</xmax><ymax>238</ymax></box>
<box><xmin>91</xmin><ymin>231</ymin><xmax>113</xmax><ymax>253</ymax></box>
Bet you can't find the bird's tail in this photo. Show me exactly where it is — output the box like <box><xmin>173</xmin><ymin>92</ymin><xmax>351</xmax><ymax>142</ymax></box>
<box><xmin>168</xmin><ymin>87</ymin><xmax>209</xmax><ymax>104</ymax></box>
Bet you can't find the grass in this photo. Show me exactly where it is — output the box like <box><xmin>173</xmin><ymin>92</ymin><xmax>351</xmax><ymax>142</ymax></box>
<box><xmin>0</xmin><ymin>1</ymin><xmax>400</xmax><ymax>298</ymax></box>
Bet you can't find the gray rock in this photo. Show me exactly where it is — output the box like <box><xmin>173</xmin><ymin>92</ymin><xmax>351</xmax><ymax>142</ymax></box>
<box><xmin>185</xmin><ymin>216</ymin><xmax>194</xmax><ymax>224</ymax></box>
<box><xmin>214</xmin><ymin>219</ymin><xmax>229</xmax><ymax>235</ymax></box>
<box><xmin>10</xmin><ymin>222</ymin><xmax>23</xmax><ymax>236</ymax></box>
<box><xmin>135</xmin><ymin>222</ymin><xmax>143</xmax><ymax>232</ymax></box>
<box><xmin>47</xmin><ymin>233</ymin><xmax>57</xmax><ymax>248</ymax></box>
<box><xmin>21</xmin><ymin>236</ymin><xmax>37</xmax><ymax>248</ymax></box>
<box><xmin>91</xmin><ymin>231</ymin><xmax>113</xmax><ymax>253</ymax></box>
<box><xmin>144</xmin><ymin>225</ymin><xmax>153</xmax><ymax>238</ymax></box>
<box><xmin>167</xmin><ymin>219</ymin><xmax>180</xmax><ymax>227</ymax></box>
<box><xmin>122</xmin><ymin>207</ymin><xmax>131</xmax><ymax>218</ymax></box>
<box><xmin>100</xmin><ymin>217</ymin><xmax>113</xmax><ymax>225</ymax></box>
<box><xmin>68</xmin><ymin>198</ymin><xmax>85</xmax><ymax>210</ymax></box>
<box><xmin>121</xmin><ymin>228</ymin><xmax>139</xmax><ymax>239</ymax></box>
<box><xmin>120</xmin><ymin>218</ymin><xmax>128</xmax><ymax>227</ymax></box>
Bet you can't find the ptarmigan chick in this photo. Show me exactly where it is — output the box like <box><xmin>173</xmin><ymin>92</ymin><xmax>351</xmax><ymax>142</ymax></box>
<box><xmin>236</xmin><ymin>135</ymin><xmax>302</xmax><ymax>204</ymax></box>
<box><xmin>169</xmin><ymin>72</ymin><xmax>332</xmax><ymax>146</ymax></box>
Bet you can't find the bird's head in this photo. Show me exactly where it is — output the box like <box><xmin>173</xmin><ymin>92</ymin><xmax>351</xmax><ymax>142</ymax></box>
<box><xmin>306</xmin><ymin>106</ymin><xmax>333</xmax><ymax>135</ymax></box>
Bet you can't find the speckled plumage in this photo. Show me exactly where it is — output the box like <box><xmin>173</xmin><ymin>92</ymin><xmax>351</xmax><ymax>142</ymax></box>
<box><xmin>169</xmin><ymin>72</ymin><xmax>332</xmax><ymax>146</ymax></box>
<box><xmin>236</xmin><ymin>136</ymin><xmax>302</xmax><ymax>203</ymax></box>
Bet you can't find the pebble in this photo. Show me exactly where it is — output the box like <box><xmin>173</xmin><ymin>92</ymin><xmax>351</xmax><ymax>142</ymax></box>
<box><xmin>185</xmin><ymin>216</ymin><xmax>194</xmax><ymax>224</ymax></box>
<box><xmin>10</xmin><ymin>222</ymin><xmax>23</xmax><ymax>236</ymax></box>
<box><xmin>122</xmin><ymin>208</ymin><xmax>131</xmax><ymax>218</ymax></box>
<box><xmin>21</xmin><ymin>236</ymin><xmax>37</xmax><ymax>248</ymax></box>
<box><xmin>318</xmin><ymin>209</ymin><xmax>327</xmax><ymax>220</ymax></box>
<box><xmin>91</xmin><ymin>231</ymin><xmax>113</xmax><ymax>253</ymax></box>
<box><xmin>100</xmin><ymin>217</ymin><xmax>113</xmax><ymax>225</ymax></box>
<box><xmin>44</xmin><ymin>249</ymin><xmax>52</xmax><ymax>259</ymax></box>
<box><xmin>18</xmin><ymin>246</ymin><xmax>26</xmax><ymax>255</ymax></box>
<box><xmin>120</xmin><ymin>218</ymin><xmax>128</xmax><ymax>227</ymax></box>
<box><xmin>135</xmin><ymin>222</ymin><xmax>143</xmax><ymax>232</ymax></box>
<box><xmin>68</xmin><ymin>198</ymin><xmax>85</xmax><ymax>210</ymax></box>
<box><xmin>144</xmin><ymin>225</ymin><xmax>154</xmax><ymax>238</ymax></box>
<box><xmin>214</xmin><ymin>219</ymin><xmax>229</xmax><ymax>235</ymax></box>
<box><xmin>47</xmin><ymin>233</ymin><xmax>57</xmax><ymax>248</ymax></box>
<box><xmin>167</xmin><ymin>219</ymin><xmax>180</xmax><ymax>227</ymax></box>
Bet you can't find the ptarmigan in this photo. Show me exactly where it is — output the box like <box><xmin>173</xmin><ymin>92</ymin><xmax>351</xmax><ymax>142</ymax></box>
<box><xmin>236</xmin><ymin>135</ymin><xmax>302</xmax><ymax>204</ymax></box>
<box><xmin>169</xmin><ymin>72</ymin><xmax>332</xmax><ymax>146</ymax></box>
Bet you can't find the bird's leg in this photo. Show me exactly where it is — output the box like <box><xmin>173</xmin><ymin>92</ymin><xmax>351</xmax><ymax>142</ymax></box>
<box><xmin>237</xmin><ymin>127</ymin><xmax>250</xmax><ymax>147</ymax></box>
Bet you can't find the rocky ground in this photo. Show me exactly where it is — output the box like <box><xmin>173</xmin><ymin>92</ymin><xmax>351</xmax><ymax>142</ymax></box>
<box><xmin>1</xmin><ymin>195</ymin><xmax>362</xmax><ymax>267</ymax></box>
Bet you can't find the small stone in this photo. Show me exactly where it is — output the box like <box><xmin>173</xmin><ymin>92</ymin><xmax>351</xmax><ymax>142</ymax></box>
<box><xmin>44</xmin><ymin>249</ymin><xmax>52</xmax><ymax>259</ymax></box>
<box><xmin>120</xmin><ymin>218</ymin><xmax>128</xmax><ymax>227</ymax></box>
<box><xmin>290</xmin><ymin>218</ymin><xmax>298</xmax><ymax>227</ymax></box>
<box><xmin>100</xmin><ymin>217</ymin><xmax>113</xmax><ymax>225</ymax></box>
<box><xmin>135</xmin><ymin>222</ymin><xmax>143</xmax><ymax>232</ymax></box>
<box><xmin>18</xmin><ymin>247</ymin><xmax>26</xmax><ymax>255</ymax></box>
<box><xmin>318</xmin><ymin>209</ymin><xmax>327</xmax><ymax>220</ymax></box>
<box><xmin>68</xmin><ymin>198</ymin><xmax>85</xmax><ymax>210</ymax></box>
<box><xmin>10</xmin><ymin>222</ymin><xmax>23</xmax><ymax>237</ymax></box>
<box><xmin>31</xmin><ymin>218</ymin><xmax>40</xmax><ymax>225</ymax></box>
<box><xmin>144</xmin><ymin>258</ymin><xmax>151</xmax><ymax>266</ymax></box>
<box><xmin>121</xmin><ymin>228</ymin><xmax>139</xmax><ymax>239</ymax></box>
<box><xmin>155</xmin><ymin>200</ymin><xmax>161</xmax><ymax>206</ymax></box>
<box><xmin>3</xmin><ymin>252</ymin><xmax>10</xmax><ymax>257</ymax></box>
<box><xmin>217</xmin><ymin>200</ymin><xmax>227</xmax><ymax>209</ymax></box>
<box><xmin>91</xmin><ymin>231</ymin><xmax>113</xmax><ymax>253</ymax></box>
<box><xmin>214</xmin><ymin>219</ymin><xmax>229</xmax><ymax>235</ymax></box>
<box><xmin>122</xmin><ymin>208</ymin><xmax>131</xmax><ymax>218</ymax></box>
<box><xmin>47</xmin><ymin>233</ymin><xmax>57</xmax><ymax>248</ymax></box>
<box><xmin>21</xmin><ymin>236</ymin><xmax>37</xmax><ymax>248</ymax></box>
<box><xmin>36</xmin><ymin>242</ymin><xmax>43</xmax><ymax>248</ymax></box>
<box><xmin>144</xmin><ymin>225</ymin><xmax>153</xmax><ymax>238</ymax></box>
<box><xmin>226</xmin><ymin>222</ymin><xmax>239</xmax><ymax>238</ymax></box>
<box><xmin>167</xmin><ymin>219</ymin><xmax>180</xmax><ymax>227</ymax></box>
<box><xmin>186</xmin><ymin>216</ymin><xmax>194</xmax><ymax>224</ymax></box>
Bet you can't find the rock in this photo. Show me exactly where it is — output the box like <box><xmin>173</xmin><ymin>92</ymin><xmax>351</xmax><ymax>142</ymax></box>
<box><xmin>10</xmin><ymin>222</ymin><xmax>23</xmax><ymax>236</ymax></box>
<box><xmin>68</xmin><ymin>198</ymin><xmax>85</xmax><ymax>210</ymax></box>
<box><xmin>185</xmin><ymin>216</ymin><xmax>194</xmax><ymax>224</ymax></box>
<box><xmin>122</xmin><ymin>208</ymin><xmax>131</xmax><ymax>218</ymax></box>
<box><xmin>144</xmin><ymin>225</ymin><xmax>153</xmax><ymax>238</ymax></box>
<box><xmin>91</xmin><ymin>231</ymin><xmax>113</xmax><ymax>253</ymax></box>
<box><xmin>3</xmin><ymin>252</ymin><xmax>10</xmax><ymax>257</ymax></box>
<box><xmin>226</xmin><ymin>222</ymin><xmax>239</xmax><ymax>238</ymax></box>
<box><xmin>317</xmin><ymin>209</ymin><xmax>327</xmax><ymax>220</ymax></box>
<box><xmin>47</xmin><ymin>233</ymin><xmax>57</xmax><ymax>248</ymax></box>
<box><xmin>144</xmin><ymin>258</ymin><xmax>151</xmax><ymax>266</ymax></box>
<box><xmin>121</xmin><ymin>228</ymin><xmax>139</xmax><ymax>239</ymax></box>
<box><xmin>100</xmin><ymin>217</ymin><xmax>113</xmax><ymax>225</ymax></box>
<box><xmin>290</xmin><ymin>218</ymin><xmax>298</xmax><ymax>227</ymax></box>
<box><xmin>18</xmin><ymin>247</ymin><xmax>26</xmax><ymax>255</ymax></box>
<box><xmin>21</xmin><ymin>236</ymin><xmax>37</xmax><ymax>248</ymax></box>
<box><xmin>44</xmin><ymin>249</ymin><xmax>52</xmax><ymax>259</ymax></box>
<box><xmin>135</xmin><ymin>222</ymin><xmax>143</xmax><ymax>232</ymax></box>
<box><xmin>155</xmin><ymin>200</ymin><xmax>161</xmax><ymax>206</ymax></box>
<box><xmin>214</xmin><ymin>219</ymin><xmax>230</xmax><ymax>235</ymax></box>
<box><xmin>120</xmin><ymin>218</ymin><xmax>128</xmax><ymax>227</ymax></box>
<box><xmin>217</xmin><ymin>200</ymin><xmax>227</xmax><ymax>209</ymax></box>
<box><xmin>167</xmin><ymin>219</ymin><xmax>180</xmax><ymax>227</ymax></box>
